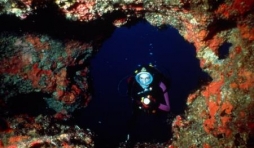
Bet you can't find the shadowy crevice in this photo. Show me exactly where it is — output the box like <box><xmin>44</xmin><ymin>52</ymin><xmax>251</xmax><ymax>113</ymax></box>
<box><xmin>0</xmin><ymin>0</ymin><xmax>147</xmax><ymax>53</ymax></box>
<box><xmin>6</xmin><ymin>92</ymin><xmax>53</xmax><ymax>116</ymax></box>
<box><xmin>204</xmin><ymin>19</ymin><xmax>237</xmax><ymax>41</ymax></box>
<box><xmin>208</xmin><ymin>0</ymin><xmax>225</xmax><ymax>11</ymax></box>
<box><xmin>0</xmin><ymin>1</ymin><xmax>115</xmax><ymax>44</ymax></box>
<box><xmin>218</xmin><ymin>42</ymin><xmax>232</xmax><ymax>59</ymax></box>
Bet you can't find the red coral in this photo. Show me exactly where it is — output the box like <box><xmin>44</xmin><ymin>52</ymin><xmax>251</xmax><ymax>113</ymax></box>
<box><xmin>203</xmin><ymin>143</ymin><xmax>211</xmax><ymax>148</ymax></box>
<box><xmin>202</xmin><ymin>80</ymin><xmax>224</xmax><ymax>100</ymax></box>
<box><xmin>54</xmin><ymin>110</ymin><xmax>70</xmax><ymax>120</ymax></box>
<box><xmin>238</xmin><ymin>24</ymin><xmax>254</xmax><ymax>41</ymax></box>
<box><xmin>220</xmin><ymin>101</ymin><xmax>233</xmax><ymax>115</ymax></box>
<box><xmin>203</xmin><ymin>117</ymin><xmax>216</xmax><ymax>134</ymax></box>
<box><xmin>64</xmin><ymin>41</ymin><xmax>90</xmax><ymax>66</ymax></box>
<box><xmin>207</xmin><ymin>35</ymin><xmax>224</xmax><ymax>55</ymax></box>
<box><xmin>55</xmin><ymin>69</ymin><xmax>68</xmax><ymax>99</ymax></box>
<box><xmin>219</xmin><ymin>116</ymin><xmax>232</xmax><ymax>137</ymax></box>
<box><xmin>121</xmin><ymin>3</ymin><xmax>144</xmax><ymax>12</ymax></box>
<box><xmin>61</xmin><ymin>91</ymin><xmax>76</xmax><ymax>104</ymax></box>
<box><xmin>168</xmin><ymin>145</ymin><xmax>176</xmax><ymax>148</ymax></box>
<box><xmin>208</xmin><ymin>101</ymin><xmax>219</xmax><ymax>117</ymax></box>
<box><xmin>204</xmin><ymin>100</ymin><xmax>234</xmax><ymax>137</ymax></box>
<box><xmin>113</xmin><ymin>17</ymin><xmax>127</xmax><ymax>27</ymax></box>
<box><xmin>229</xmin><ymin>46</ymin><xmax>242</xmax><ymax>59</ymax></box>
<box><xmin>0</xmin><ymin>55</ymin><xmax>23</xmax><ymax>74</ymax></box>
<box><xmin>204</xmin><ymin>116</ymin><xmax>233</xmax><ymax>137</ymax></box>
<box><xmin>6</xmin><ymin>145</ymin><xmax>18</xmax><ymax>148</ymax></box>
<box><xmin>25</xmin><ymin>35</ymin><xmax>50</xmax><ymax>51</ymax></box>
<box><xmin>183</xmin><ymin>23</ymin><xmax>207</xmax><ymax>52</ymax></box>
<box><xmin>62</xmin><ymin>1</ymin><xmax>96</xmax><ymax>21</ymax></box>
<box><xmin>8</xmin><ymin>136</ymin><xmax>29</xmax><ymax>145</ymax></box>
<box><xmin>172</xmin><ymin>115</ymin><xmax>184</xmax><ymax>128</ymax></box>
<box><xmin>0</xmin><ymin>140</ymin><xmax>3</xmax><ymax>147</ymax></box>
<box><xmin>202</xmin><ymin>79</ymin><xmax>235</xmax><ymax>137</ymax></box>
<box><xmin>26</xmin><ymin>63</ymin><xmax>54</xmax><ymax>90</ymax></box>
<box><xmin>231</xmin><ymin>0</ymin><xmax>254</xmax><ymax>15</ymax></box>
<box><xmin>237</xmin><ymin>69</ymin><xmax>254</xmax><ymax>90</ymax></box>
<box><xmin>187</xmin><ymin>93</ymin><xmax>197</xmax><ymax>105</ymax></box>
<box><xmin>215</xmin><ymin>0</ymin><xmax>254</xmax><ymax>19</ymax></box>
<box><xmin>248</xmin><ymin>122</ymin><xmax>254</xmax><ymax>133</ymax></box>
<box><xmin>215</xmin><ymin>4</ymin><xmax>231</xmax><ymax>19</ymax></box>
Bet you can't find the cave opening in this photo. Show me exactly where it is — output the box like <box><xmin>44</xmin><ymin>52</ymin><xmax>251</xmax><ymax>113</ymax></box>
<box><xmin>218</xmin><ymin>42</ymin><xmax>232</xmax><ymax>59</ymax></box>
<box><xmin>0</xmin><ymin>4</ymin><xmax>211</xmax><ymax>146</ymax></box>
<box><xmin>76</xmin><ymin>20</ymin><xmax>209</xmax><ymax>147</ymax></box>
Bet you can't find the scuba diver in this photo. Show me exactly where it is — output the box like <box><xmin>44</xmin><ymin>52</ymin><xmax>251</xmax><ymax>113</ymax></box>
<box><xmin>126</xmin><ymin>64</ymin><xmax>171</xmax><ymax>147</ymax></box>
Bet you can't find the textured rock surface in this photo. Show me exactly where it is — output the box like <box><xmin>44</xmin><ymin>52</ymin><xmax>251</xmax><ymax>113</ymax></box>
<box><xmin>0</xmin><ymin>0</ymin><xmax>254</xmax><ymax>147</ymax></box>
<box><xmin>0</xmin><ymin>114</ymin><xmax>95</xmax><ymax>147</ymax></box>
<box><xmin>0</xmin><ymin>34</ymin><xmax>92</xmax><ymax>112</ymax></box>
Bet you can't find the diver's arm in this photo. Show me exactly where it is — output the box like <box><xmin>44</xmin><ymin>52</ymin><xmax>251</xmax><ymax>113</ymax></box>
<box><xmin>158</xmin><ymin>82</ymin><xmax>170</xmax><ymax>112</ymax></box>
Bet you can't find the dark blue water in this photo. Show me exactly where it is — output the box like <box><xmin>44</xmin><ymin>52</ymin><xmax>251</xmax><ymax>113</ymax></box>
<box><xmin>78</xmin><ymin>21</ymin><xmax>206</xmax><ymax>147</ymax></box>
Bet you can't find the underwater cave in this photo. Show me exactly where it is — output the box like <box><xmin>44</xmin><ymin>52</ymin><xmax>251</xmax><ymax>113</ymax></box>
<box><xmin>0</xmin><ymin>9</ymin><xmax>211</xmax><ymax>147</ymax></box>
<box><xmin>77</xmin><ymin>20</ymin><xmax>210</xmax><ymax>147</ymax></box>
<box><xmin>1</xmin><ymin>1</ymin><xmax>254</xmax><ymax>147</ymax></box>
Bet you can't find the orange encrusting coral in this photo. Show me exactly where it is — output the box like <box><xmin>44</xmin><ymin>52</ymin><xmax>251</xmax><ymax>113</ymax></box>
<box><xmin>25</xmin><ymin>35</ymin><xmax>50</xmax><ymax>51</ymax></box>
<box><xmin>219</xmin><ymin>116</ymin><xmax>232</xmax><ymax>137</ymax></box>
<box><xmin>61</xmin><ymin>91</ymin><xmax>77</xmax><ymax>104</ymax></box>
<box><xmin>208</xmin><ymin>101</ymin><xmax>219</xmax><ymax>118</ymax></box>
<box><xmin>202</xmin><ymin>79</ymin><xmax>224</xmax><ymax>100</ymax></box>
<box><xmin>202</xmin><ymin>80</ymin><xmax>224</xmax><ymax>130</ymax></box>
<box><xmin>0</xmin><ymin>54</ymin><xmax>24</xmax><ymax>74</ymax></box>
<box><xmin>219</xmin><ymin>101</ymin><xmax>233</xmax><ymax>137</ymax></box>
<box><xmin>62</xmin><ymin>1</ymin><xmax>96</xmax><ymax>21</ymax></box>
<box><xmin>55</xmin><ymin>68</ymin><xmax>68</xmax><ymax>100</ymax></box>
<box><xmin>206</xmin><ymin>35</ymin><xmax>224</xmax><ymax>55</ymax></box>
<box><xmin>203</xmin><ymin>104</ymin><xmax>233</xmax><ymax>137</ymax></box>
<box><xmin>237</xmin><ymin>24</ymin><xmax>254</xmax><ymax>41</ymax></box>
<box><xmin>0</xmin><ymin>55</ymin><xmax>55</xmax><ymax>92</ymax></box>
<box><xmin>1</xmin><ymin>114</ymin><xmax>95</xmax><ymax>147</ymax></box>
<box><xmin>182</xmin><ymin>14</ymin><xmax>224</xmax><ymax>55</ymax></box>
<box><xmin>201</xmin><ymin>78</ymin><xmax>234</xmax><ymax>137</ymax></box>
<box><xmin>0</xmin><ymin>34</ymin><xmax>92</xmax><ymax>114</ymax></box>
<box><xmin>215</xmin><ymin>4</ymin><xmax>230</xmax><ymax>19</ymax></box>
<box><xmin>65</xmin><ymin>41</ymin><xmax>89</xmax><ymax>59</ymax></box>
<box><xmin>113</xmin><ymin>18</ymin><xmax>128</xmax><ymax>27</ymax></box>
<box><xmin>229</xmin><ymin>46</ymin><xmax>242</xmax><ymax>59</ymax></box>
<box><xmin>231</xmin><ymin>0</ymin><xmax>254</xmax><ymax>15</ymax></box>
<box><xmin>187</xmin><ymin>93</ymin><xmax>197</xmax><ymax>105</ymax></box>
<box><xmin>215</xmin><ymin>0</ymin><xmax>254</xmax><ymax>18</ymax></box>
<box><xmin>203</xmin><ymin>117</ymin><xmax>216</xmax><ymax>134</ymax></box>
<box><xmin>230</xmin><ymin>69</ymin><xmax>254</xmax><ymax>90</ymax></box>
<box><xmin>172</xmin><ymin>115</ymin><xmax>184</xmax><ymax>128</ymax></box>
<box><xmin>26</xmin><ymin>63</ymin><xmax>53</xmax><ymax>88</ymax></box>
<box><xmin>8</xmin><ymin>136</ymin><xmax>29</xmax><ymax>145</ymax></box>
<box><xmin>182</xmin><ymin>20</ymin><xmax>206</xmax><ymax>52</ymax></box>
<box><xmin>54</xmin><ymin>68</ymin><xmax>89</xmax><ymax>103</ymax></box>
<box><xmin>220</xmin><ymin>101</ymin><xmax>233</xmax><ymax>115</ymax></box>
<box><xmin>203</xmin><ymin>143</ymin><xmax>211</xmax><ymax>148</ymax></box>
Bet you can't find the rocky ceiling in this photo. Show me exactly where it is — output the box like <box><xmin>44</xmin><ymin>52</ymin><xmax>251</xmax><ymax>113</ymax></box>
<box><xmin>0</xmin><ymin>0</ymin><xmax>254</xmax><ymax>147</ymax></box>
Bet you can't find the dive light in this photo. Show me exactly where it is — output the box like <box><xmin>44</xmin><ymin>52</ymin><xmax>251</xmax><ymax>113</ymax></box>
<box><xmin>143</xmin><ymin>97</ymin><xmax>150</xmax><ymax>105</ymax></box>
<box><xmin>141</xmin><ymin>95</ymin><xmax>152</xmax><ymax>105</ymax></box>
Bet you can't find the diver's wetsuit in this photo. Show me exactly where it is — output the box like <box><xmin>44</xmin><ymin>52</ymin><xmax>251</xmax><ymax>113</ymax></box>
<box><xmin>127</xmin><ymin>67</ymin><xmax>171</xmax><ymax>146</ymax></box>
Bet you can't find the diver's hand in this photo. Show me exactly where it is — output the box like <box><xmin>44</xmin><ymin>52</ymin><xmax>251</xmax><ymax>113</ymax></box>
<box><xmin>140</xmin><ymin>95</ymin><xmax>159</xmax><ymax>110</ymax></box>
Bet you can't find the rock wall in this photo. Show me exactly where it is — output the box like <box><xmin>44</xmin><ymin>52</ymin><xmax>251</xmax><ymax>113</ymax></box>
<box><xmin>0</xmin><ymin>0</ymin><xmax>254</xmax><ymax>147</ymax></box>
